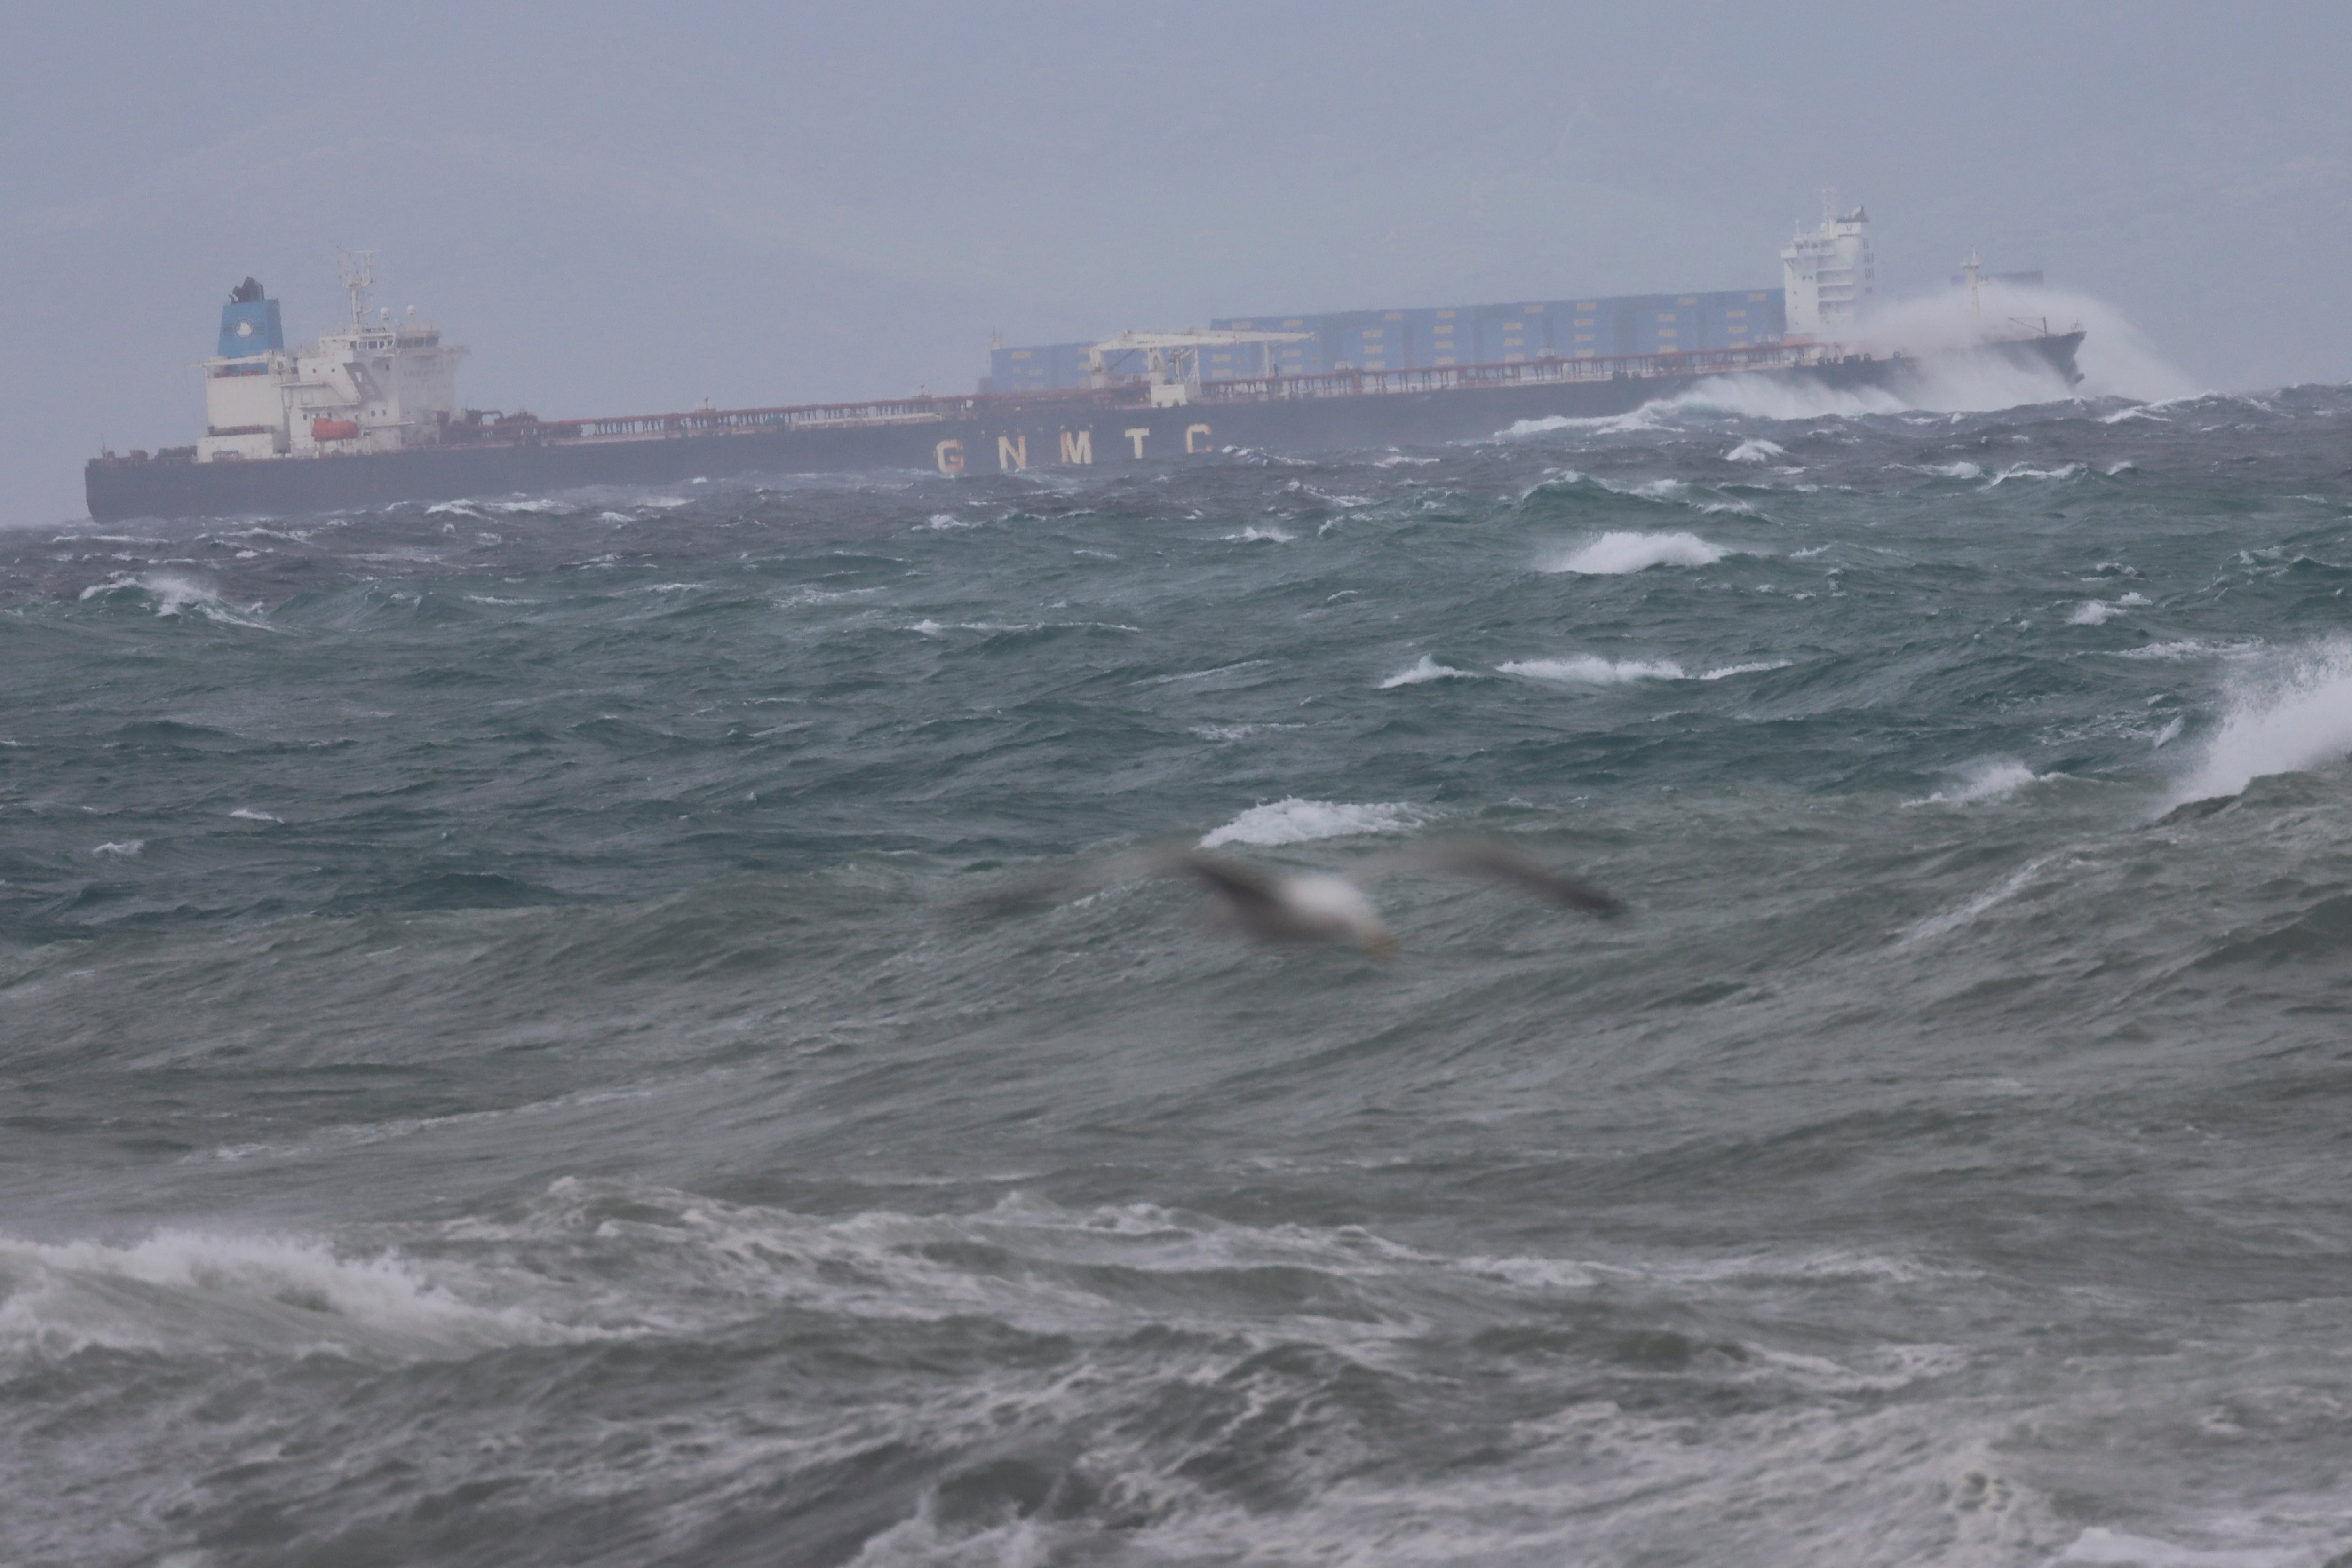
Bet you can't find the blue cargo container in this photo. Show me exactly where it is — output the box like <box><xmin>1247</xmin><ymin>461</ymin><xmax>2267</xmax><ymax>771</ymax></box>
<box><xmin>1475</xmin><ymin>305</ymin><xmax>1549</xmax><ymax>365</ymax></box>
<box><xmin>1540</xmin><ymin>299</ymin><xmax>1606</xmax><ymax>360</ymax></box>
<box><xmin>1330</xmin><ymin>310</ymin><xmax>1406</xmax><ymax>372</ymax></box>
<box><xmin>1202</xmin><ymin>319</ymin><xmax>1299</xmax><ymax>381</ymax></box>
<box><xmin>1619</xmin><ymin>296</ymin><xmax>1691</xmax><ymax>357</ymax></box>
<box><xmin>1213</xmin><ymin>316</ymin><xmax>1326</xmax><ymax>377</ymax></box>
<box><xmin>988</xmin><ymin>341</ymin><xmax>1097</xmax><ymax>392</ymax></box>
<box><xmin>1413</xmin><ymin>307</ymin><xmax>1466</xmax><ymax>367</ymax></box>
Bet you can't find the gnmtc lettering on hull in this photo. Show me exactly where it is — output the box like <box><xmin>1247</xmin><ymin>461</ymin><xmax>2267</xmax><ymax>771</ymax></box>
<box><xmin>935</xmin><ymin>422</ymin><xmax>1215</xmax><ymax>474</ymax></box>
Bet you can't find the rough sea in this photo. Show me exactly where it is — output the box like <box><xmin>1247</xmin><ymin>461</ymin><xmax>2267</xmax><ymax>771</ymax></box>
<box><xmin>7</xmin><ymin>375</ymin><xmax>2352</xmax><ymax>1568</ymax></box>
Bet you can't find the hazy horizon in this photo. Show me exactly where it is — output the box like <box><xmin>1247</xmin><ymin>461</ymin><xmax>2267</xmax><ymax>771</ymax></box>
<box><xmin>4</xmin><ymin>0</ymin><xmax>2345</xmax><ymax>527</ymax></box>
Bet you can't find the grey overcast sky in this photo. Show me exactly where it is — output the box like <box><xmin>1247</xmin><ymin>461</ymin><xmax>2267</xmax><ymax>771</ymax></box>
<box><xmin>3</xmin><ymin>1</ymin><xmax>2345</xmax><ymax>527</ymax></box>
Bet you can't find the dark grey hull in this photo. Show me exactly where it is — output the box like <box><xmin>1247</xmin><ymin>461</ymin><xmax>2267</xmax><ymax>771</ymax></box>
<box><xmin>86</xmin><ymin>334</ymin><xmax>2083</xmax><ymax>523</ymax></box>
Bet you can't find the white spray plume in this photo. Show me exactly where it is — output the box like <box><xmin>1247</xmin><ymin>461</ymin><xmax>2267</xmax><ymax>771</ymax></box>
<box><xmin>2171</xmin><ymin>639</ymin><xmax>2352</xmax><ymax>804</ymax></box>
<box><xmin>1855</xmin><ymin>282</ymin><xmax>2200</xmax><ymax>405</ymax></box>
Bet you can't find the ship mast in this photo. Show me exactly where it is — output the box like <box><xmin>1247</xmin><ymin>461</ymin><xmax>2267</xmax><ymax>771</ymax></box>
<box><xmin>339</xmin><ymin>251</ymin><xmax>376</xmax><ymax>333</ymax></box>
<box><xmin>1959</xmin><ymin>250</ymin><xmax>1984</xmax><ymax>322</ymax></box>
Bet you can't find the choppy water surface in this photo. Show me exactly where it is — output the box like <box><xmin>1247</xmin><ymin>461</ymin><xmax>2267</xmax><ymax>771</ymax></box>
<box><xmin>6</xmin><ymin>383</ymin><xmax>2352</xmax><ymax>1568</ymax></box>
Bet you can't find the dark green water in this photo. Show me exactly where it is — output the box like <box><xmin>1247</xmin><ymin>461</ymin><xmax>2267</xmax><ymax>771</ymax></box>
<box><xmin>5</xmin><ymin>383</ymin><xmax>2352</xmax><ymax>1567</ymax></box>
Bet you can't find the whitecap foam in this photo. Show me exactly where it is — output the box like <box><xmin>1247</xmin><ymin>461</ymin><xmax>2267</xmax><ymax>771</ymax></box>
<box><xmin>1379</xmin><ymin>655</ymin><xmax>1478</xmax><ymax>688</ymax></box>
<box><xmin>1498</xmin><ymin>656</ymin><xmax>1685</xmax><ymax>685</ymax></box>
<box><xmin>1697</xmin><ymin>659</ymin><xmax>1792</xmax><ymax>680</ymax></box>
<box><xmin>1915</xmin><ymin>460</ymin><xmax>1984</xmax><ymax>479</ymax></box>
<box><xmin>1543</xmin><ymin>531</ymin><xmax>1730</xmax><ymax>575</ymax></box>
<box><xmin>1899</xmin><ymin>854</ymin><xmax>2059</xmax><ymax>944</ymax></box>
<box><xmin>2171</xmin><ymin>638</ymin><xmax>2352</xmax><ymax>802</ymax></box>
<box><xmin>1724</xmin><ymin>438</ymin><xmax>1786</xmax><ymax>463</ymax></box>
<box><xmin>228</xmin><ymin>808</ymin><xmax>281</xmax><ymax>823</ymax></box>
<box><xmin>2113</xmin><ymin>639</ymin><xmax>2257</xmax><ymax>663</ymax></box>
<box><xmin>91</xmin><ymin>839</ymin><xmax>144</xmax><ymax>857</ymax></box>
<box><xmin>2052</xmin><ymin>1528</ymin><xmax>2316</xmax><ymax>1568</ymax></box>
<box><xmin>1224</xmin><ymin>524</ymin><xmax>1295</xmax><ymax>543</ymax></box>
<box><xmin>78</xmin><ymin>571</ymin><xmax>269</xmax><ymax>626</ymax></box>
<box><xmin>1907</xmin><ymin>760</ymin><xmax>2049</xmax><ymax>807</ymax></box>
<box><xmin>1199</xmin><ymin>798</ymin><xmax>1430</xmax><ymax>848</ymax></box>
<box><xmin>2069</xmin><ymin>593</ymin><xmax>2151</xmax><ymax>626</ymax></box>
<box><xmin>0</xmin><ymin>1229</ymin><xmax>571</xmax><ymax>1360</ymax></box>
<box><xmin>1188</xmin><ymin>722</ymin><xmax>1306</xmax><ymax>742</ymax></box>
<box><xmin>1987</xmin><ymin>462</ymin><xmax>2085</xmax><ymax>486</ymax></box>
<box><xmin>1498</xmin><ymin>407</ymin><xmax>1666</xmax><ymax>439</ymax></box>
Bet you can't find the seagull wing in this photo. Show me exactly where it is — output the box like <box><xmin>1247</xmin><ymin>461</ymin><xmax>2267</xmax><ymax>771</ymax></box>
<box><xmin>1166</xmin><ymin>850</ymin><xmax>1291</xmax><ymax>916</ymax></box>
<box><xmin>1355</xmin><ymin>837</ymin><xmax>1628</xmax><ymax>919</ymax></box>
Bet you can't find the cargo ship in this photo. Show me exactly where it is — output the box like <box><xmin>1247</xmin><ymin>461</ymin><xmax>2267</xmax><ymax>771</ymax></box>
<box><xmin>84</xmin><ymin>207</ymin><xmax>2082</xmax><ymax>523</ymax></box>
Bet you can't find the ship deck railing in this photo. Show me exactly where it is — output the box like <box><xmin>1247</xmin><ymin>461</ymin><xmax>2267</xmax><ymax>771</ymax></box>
<box><xmin>439</xmin><ymin>343</ymin><xmax>1878</xmax><ymax>449</ymax></box>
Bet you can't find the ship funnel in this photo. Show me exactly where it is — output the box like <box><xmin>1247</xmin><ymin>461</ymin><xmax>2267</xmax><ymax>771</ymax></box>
<box><xmin>217</xmin><ymin>279</ymin><xmax>284</xmax><ymax>359</ymax></box>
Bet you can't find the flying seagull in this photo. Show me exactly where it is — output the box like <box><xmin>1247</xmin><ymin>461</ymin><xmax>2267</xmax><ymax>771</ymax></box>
<box><xmin>976</xmin><ymin>838</ymin><xmax>1626</xmax><ymax>958</ymax></box>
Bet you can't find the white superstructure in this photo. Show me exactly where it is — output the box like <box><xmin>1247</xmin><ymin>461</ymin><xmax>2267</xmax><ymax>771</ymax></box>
<box><xmin>1084</xmin><ymin>328</ymin><xmax>1309</xmax><ymax>405</ymax></box>
<box><xmin>1780</xmin><ymin>195</ymin><xmax>1874</xmax><ymax>341</ymax></box>
<box><xmin>197</xmin><ymin>255</ymin><xmax>466</xmax><ymax>463</ymax></box>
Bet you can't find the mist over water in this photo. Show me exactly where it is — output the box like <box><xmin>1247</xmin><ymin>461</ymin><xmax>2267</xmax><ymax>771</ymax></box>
<box><xmin>7</xmin><ymin>379</ymin><xmax>2352</xmax><ymax>1567</ymax></box>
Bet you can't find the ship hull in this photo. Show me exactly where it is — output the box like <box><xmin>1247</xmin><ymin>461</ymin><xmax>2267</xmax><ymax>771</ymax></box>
<box><xmin>87</xmin><ymin>334</ymin><xmax>2083</xmax><ymax>523</ymax></box>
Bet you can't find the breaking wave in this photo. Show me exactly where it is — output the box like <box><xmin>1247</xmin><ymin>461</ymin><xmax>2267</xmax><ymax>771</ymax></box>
<box><xmin>2171</xmin><ymin>639</ymin><xmax>2352</xmax><ymax>803</ymax></box>
<box><xmin>1379</xmin><ymin>655</ymin><xmax>1479</xmax><ymax>688</ymax></box>
<box><xmin>1499</xmin><ymin>656</ymin><xmax>1685</xmax><ymax>685</ymax></box>
<box><xmin>1544</xmin><ymin>531</ymin><xmax>1731</xmax><ymax>574</ymax></box>
<box><xmin>1499</xmin><ymin>655</ymin><xmax>1795</xmax><ymax>686</ymax></box>
<box><xmin>77</xmin><ymin>571</ymin><xmax>270</xmax><ymax>626</ymax></box>
<box><xmin>1199</xmin><ymin>798</ymin><xmax>1431</xmax><ymax>847</ymax></box>
<box><xmin>1907</xmin><ymin>760</ymin><xmax>2051</xmax><ymax>807</ymax></box>
<box><xmin>0</xmin><ymin>1229</ymin><xmax>570</xmax><ymax>1360</ymax></box>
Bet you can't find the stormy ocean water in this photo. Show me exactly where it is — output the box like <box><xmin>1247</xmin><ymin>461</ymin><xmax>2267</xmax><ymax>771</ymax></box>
<box><xmin>7</xmin><ymin>375</ymin><xmax>2352</xmax><ymax>1568</ymax></box>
